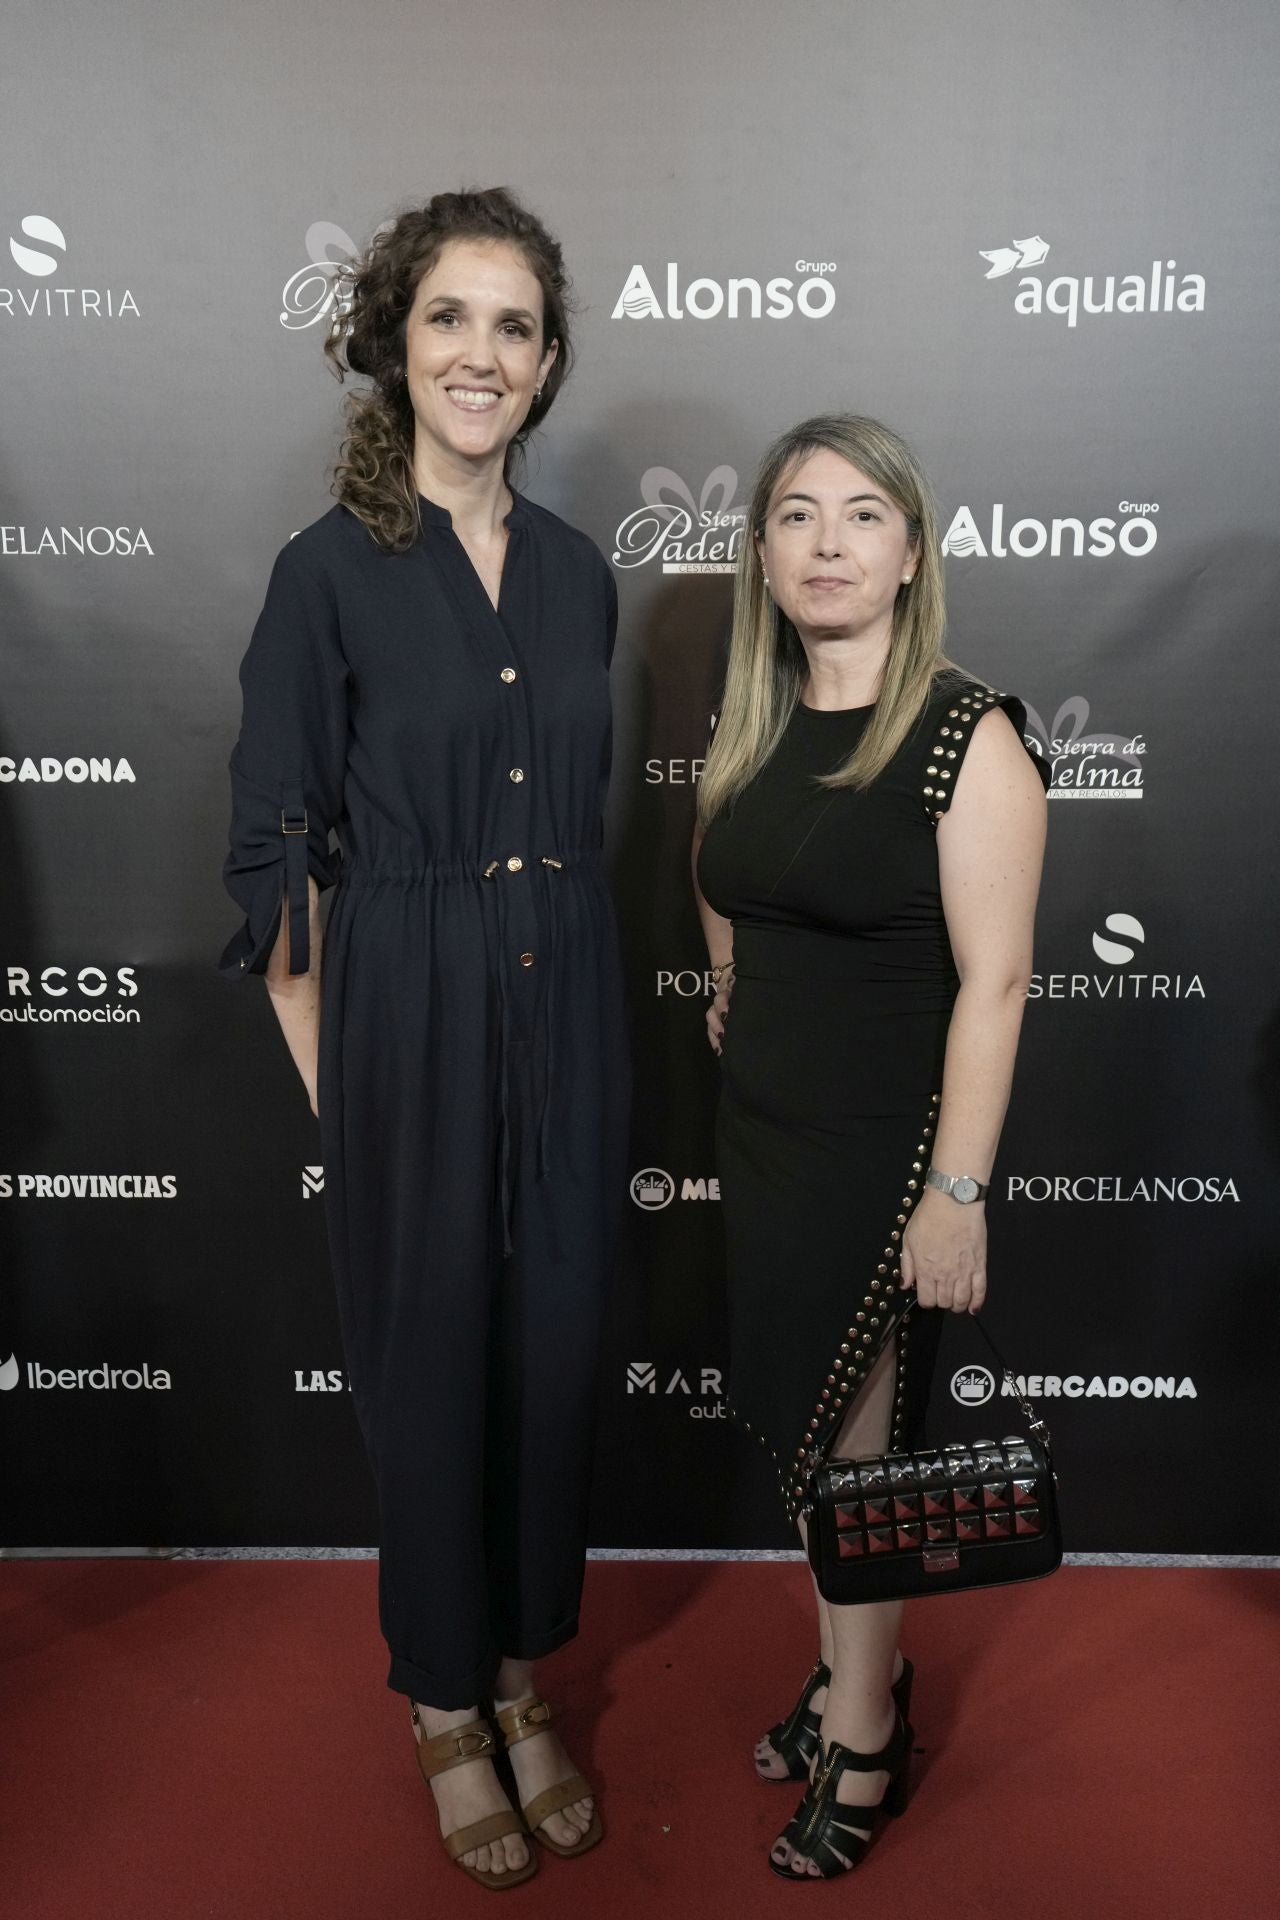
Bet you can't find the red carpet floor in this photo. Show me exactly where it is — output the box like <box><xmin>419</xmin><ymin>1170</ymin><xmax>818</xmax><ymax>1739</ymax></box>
<box><xmin>1</xmin><ymin>1559</ymin><xmax>1275</xmax><ymax>1919</ymax></box>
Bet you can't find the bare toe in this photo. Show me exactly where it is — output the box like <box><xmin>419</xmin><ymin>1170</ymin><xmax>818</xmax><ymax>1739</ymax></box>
<box><xmin>502</xmin><ymin>1834</ymin><xmax>528</xmax><ymax>1873</ymax></box>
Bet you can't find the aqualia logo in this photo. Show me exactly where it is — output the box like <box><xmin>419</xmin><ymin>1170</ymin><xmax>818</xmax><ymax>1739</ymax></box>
<box><xmin>979</xmin><ymin>233</ymin><xmax>1205</xmax><ymax>327</ymax></box>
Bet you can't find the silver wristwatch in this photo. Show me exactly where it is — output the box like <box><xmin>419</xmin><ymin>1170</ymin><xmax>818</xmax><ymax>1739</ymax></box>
<box><xmin>924</xmin><ymin>1167</ymin><xmax>989</xmax><ymax>1205</ymax></box>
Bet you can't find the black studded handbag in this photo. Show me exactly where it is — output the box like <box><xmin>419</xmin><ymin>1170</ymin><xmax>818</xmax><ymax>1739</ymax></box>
<box><xmin>806</xmin><ymin>1311</ymin><xmax>1063</xmax><ymax>1606</ymax></box>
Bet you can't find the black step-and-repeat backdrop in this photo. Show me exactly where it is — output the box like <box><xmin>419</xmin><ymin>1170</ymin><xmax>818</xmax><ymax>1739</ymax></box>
<box><xmin>3</xmin><ymin>1</ymin><xmax>1278</xmax><ymax>1556</ymax></box>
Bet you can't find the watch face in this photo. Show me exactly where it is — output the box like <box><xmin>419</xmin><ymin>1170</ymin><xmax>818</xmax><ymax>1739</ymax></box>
<box><xmin>953</xmin><ymin>1176</ymin><xmax>980</xmax><ymax>1204</ymax></box>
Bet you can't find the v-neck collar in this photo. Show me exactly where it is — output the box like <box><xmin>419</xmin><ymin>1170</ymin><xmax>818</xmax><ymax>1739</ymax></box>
<box><xmin>417</xmin><ymin>489</ymin><xmax>529</xmax><ymax>658</ymax></box>
<box><xmin>417</xmin><ymin>488</ymin><xmax>529</xmax><ymax>532</ymax></box>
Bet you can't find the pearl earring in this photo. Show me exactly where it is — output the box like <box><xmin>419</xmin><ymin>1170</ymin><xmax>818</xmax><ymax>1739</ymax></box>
<box><xmin>534</xmin><ymin>386</ymin><xmax>543</xmax><ymax>402</ymax></box>
<box><xmin>763</xmin><ymin>573</ymin><xmax>771</xmax><ymax>588</ymax></box>
<box><xmin>902</xmin><ymin>574</ymin><xmax>913</xmax><ymax>584</ymax></box>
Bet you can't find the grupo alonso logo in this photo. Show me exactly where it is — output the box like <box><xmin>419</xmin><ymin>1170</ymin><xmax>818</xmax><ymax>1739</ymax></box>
<box><xmin>942</xmin><ymin>500</ymin><xmax>1158</xmax><ymax>559</ymax></box>
<box><xmin>1023</xmin><ymin>697</ymin><xmax>1146</xmax><ymax>802</ymax></box>
<box><xmin>612</xmin><ymin>260</ymin><xmax>836</xmax><ymax>320</ymax></box>
<box><xmin>630</xmin><ymin>1168</ymin><xmax>675</xmax><ymax>1211</ymax></box>
<box><xmin>1027</xmin><ymin>912</ymin><xmax>1204</xmax><ymax>1003</ymax></box>
<box><xmin>2</xmin><ymin>215</ymin><xmax>139</xmax><ymax>320</ymax></box>
<box><xmin>951</xmin><ymin>1365</ymin><xmax>995</xmax><ymax>1406</ymax></box>
<box><xmin>614</xmin><ymin>466</ymin><xmax>746</xmax><ymax>574</ymax></box>
<box><xmin>979</xmin><ymin>233</ymin><xmax>1205</xmax><ymax>326</ymax></box>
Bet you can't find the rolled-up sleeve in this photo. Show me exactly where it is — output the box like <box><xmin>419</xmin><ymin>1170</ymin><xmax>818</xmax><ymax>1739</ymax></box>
<box><xmin>218</xmin><ymin>540</ymin><xmax>348</xmax><ymax>979</ymax></box>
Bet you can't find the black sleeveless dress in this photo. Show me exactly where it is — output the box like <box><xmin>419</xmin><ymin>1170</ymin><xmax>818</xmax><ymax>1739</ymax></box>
<box><xmin>697</xmin><ymin>677</ymin><xmax>1048</xmax><ymax>1524</ymax></box>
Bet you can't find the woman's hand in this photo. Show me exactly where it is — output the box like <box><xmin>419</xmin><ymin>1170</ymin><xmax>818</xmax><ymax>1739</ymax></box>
<box><xmin>900</xmin><ymin>1188</ymin><xmax>987</xmax><ymax>1314</ymax></box>
<box><xmin>706</xmin><ymin>984</ymin><xmax>732</xmax><ymax>1054</ymax></box>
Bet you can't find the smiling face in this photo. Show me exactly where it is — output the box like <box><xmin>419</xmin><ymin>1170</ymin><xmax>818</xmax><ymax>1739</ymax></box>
<box><xmin>756</xmin><ymin>446</ymin><xmax>918</xmax><ymax>645</ymax></box>
<box><xmin>404</xmin><ymin>238</ymin><xmax>559</xmax><ymax>475</ymax></box>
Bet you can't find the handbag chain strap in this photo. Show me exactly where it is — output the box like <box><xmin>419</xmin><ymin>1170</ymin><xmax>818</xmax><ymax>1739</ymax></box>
<box><xmin>966</xmin><ymin>1310</ymin><xmax>1053</xmax><ymax>1453</ymax></box>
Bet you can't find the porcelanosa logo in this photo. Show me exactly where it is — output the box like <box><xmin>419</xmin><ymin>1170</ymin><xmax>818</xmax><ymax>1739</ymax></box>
<box><xmin>2</xmin><ymin>215</ymin><xmax>139</xmax><ymax>320</ymax></box>
<box><xmin>1</xmin><ymin>524</ymin><xmax>153</xmax><ymax>558</ymax></box>
<box><xmin>655</xmin><ymin>969</ymin><xmax>717</xmax><ymax>997</ymax></box>
<box><xmin>614</xmin><ymin>466</ymin><xmax>746</xmax><ymax>575</ymax></box>
<box><xmin>942</xmin><ymin>500</ymin><xmax>1158</xmax><ymax>559</ymax></box>
<box><xmin>626</xmin><ymin>1361</ymin><xmax>725</xmax><ymax>1418</ymax></box>
<box><xmin>1023</xmin><ymin>697</ymin><xmax>1146</xmax><ymax>802</ymax></box>
<box><xmin>1007</xmin><ymin>1175</ymin><xmax>1238</xmax><ymax>1203</ymax></box>
<box><xmin>1</xmin><ymin>757</ymin><xmax>136</xmax><ymax>786</ymax></box>
<box><xmin>3</xmin><ymin>965</ymin><xmax>140</xmax><ymax>1024</ymax></box>
<box><xmin>979</xmin><ymin>233</ymin><xmax>1205</xmax><ymax>327</ymax></box>
<box><xmin>0</xmin><ymin>1353</ymin><xmax>171</xmax><ymax>1392</ymax></box>
<box><xmin>612</xmin><ymin>260</ymin><xmax>837</xmax><ymax>320</ymax></box>
<box><xmin>1027</xmin><ymin>912</ymin><xmax>1205</xmax><ymax>1003</ymax></box>
<box><xmin>0</xmin><ymin>1173</ymin><xmax>177</xmax><ymax>1199</ymax></box>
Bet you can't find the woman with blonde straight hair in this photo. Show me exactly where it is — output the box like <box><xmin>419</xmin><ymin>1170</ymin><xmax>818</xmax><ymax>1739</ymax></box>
<box><xmin>693</xmin><ymin>414</ymin><xmax>1048</xmax><ymax>1880</ymax></box>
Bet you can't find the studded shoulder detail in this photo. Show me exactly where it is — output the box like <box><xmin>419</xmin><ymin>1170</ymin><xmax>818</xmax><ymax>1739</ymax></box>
<box><xmin>921</xmin><ymin>683</ymin><xmax>1006</xmax><ymax>825</ymax></box>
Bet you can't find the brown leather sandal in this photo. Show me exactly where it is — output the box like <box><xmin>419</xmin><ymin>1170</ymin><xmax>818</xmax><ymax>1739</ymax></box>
<box><xmin>411</xmin><ymin>1701</ymin><xmax>537</xmax><ymax>1891</ymax></box>
<box><xmin>493</xmin><ymin>1696</ymin><xmax>603</xmax><ymax>1859</ymax></box>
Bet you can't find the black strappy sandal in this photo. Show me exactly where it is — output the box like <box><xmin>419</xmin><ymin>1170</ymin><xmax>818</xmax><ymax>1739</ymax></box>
<box><xmin>757</xmin><ymin>1657</ymin><xmax>914</xmax><ymax>1782</ymax></box>
<box><xmin>768</xmin><ymin>1713</ymin><xmax>911</xmax><ymax>1881</ymax></box>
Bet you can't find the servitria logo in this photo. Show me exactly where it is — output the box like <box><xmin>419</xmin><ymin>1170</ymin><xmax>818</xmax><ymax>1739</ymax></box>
<box><xmin>2</xmin><ymin>216</ymin><xmax>139</xmax><ymax>320</ymax></box>
<box><xmin>614</xmin><ymin>466</ymin><xmax>746</xmax><ymax>575</ymax></box>
<box><xmin>1023</xmin><ymin>697</ymin><xmax>1146</xmax><ymax>801</ymax></box>
<box><xmin>1027</xmin><ymin>912</ymin><xmax>1204</xmax><ymax>1002</ymax></box>
<box><xmin>979</xmin><ymin>234</ymin><xmax>1205</xmax><ymax>327</ymax></box>
<box><xmin>612</xmin><ymin>260</ymin><xmax>837</xmax><ymax>321</ymax></box>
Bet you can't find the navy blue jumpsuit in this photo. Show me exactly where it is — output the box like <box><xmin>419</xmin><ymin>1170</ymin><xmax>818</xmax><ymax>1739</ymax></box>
<box><xmin>219</xmin><ymin>491</ymin><xmax>630</xmax><ymax>1708</ymax></box>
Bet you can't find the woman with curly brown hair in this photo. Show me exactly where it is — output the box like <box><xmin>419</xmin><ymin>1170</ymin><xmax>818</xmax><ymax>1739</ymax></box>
<box><xmin>219</xmin><ymin>188</ymin><xmax>627</xmax><ymax>1890</ymax></box>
